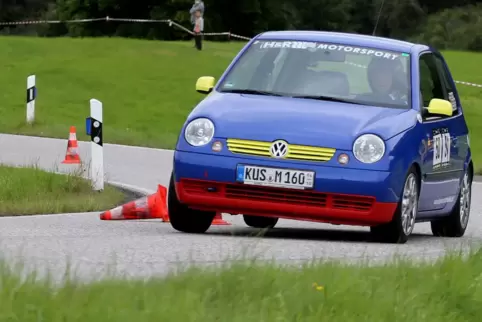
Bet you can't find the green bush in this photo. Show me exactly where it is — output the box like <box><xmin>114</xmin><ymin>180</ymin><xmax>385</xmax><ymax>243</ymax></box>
<box><xmin>412</xmin><ymin>4</ymin><xmax>482</xmax><ymax>51</ymax></box>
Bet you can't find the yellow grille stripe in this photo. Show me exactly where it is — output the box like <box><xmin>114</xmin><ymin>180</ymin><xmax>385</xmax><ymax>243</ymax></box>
<box><xmin>229</xmin><ymin>148</ymin><xmax>271</xmax><ymax>156</ymax></box>
<box><xmin>228</xmin><ymin>145</ymin><xmax>270</xmax><ymax>150</ymax></box>
<box><xmin>227</xmin><ymin>139</ymin><xmax>271</xmax><ymax>147</ymax></box>
<box><xmin>289</xmin><ymin>148</ymin><xmax>334</xmax><ymax>155</ymax></box>
<box><xmin>228</xmin><ymin>144</ymin><xmax>268</xmax><ymax>152</ymax></box>
<box><xmin>289</xmin><ymin>144</ymin><xmax>335</xmax><ymax>153</ymax></box>
<box><xmin>226</xmin><ymin>138</ymin><xmax>336</xmax><ymax>162</ymax></box>
<box><xmin>285</xmin><ymin>154</ymin><xmax>332</xmax><ymax>161</ymax></box>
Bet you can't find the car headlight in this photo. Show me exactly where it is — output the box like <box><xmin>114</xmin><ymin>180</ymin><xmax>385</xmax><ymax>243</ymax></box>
<box><xmin>184</xmin><ymin>118</ymin><xmax>215</xmax><ymax>146</ymax></box>
<box><xmin>353</xmin><ymin>134</ymin><xmax>385</xmax><ymax>164</ymax></box>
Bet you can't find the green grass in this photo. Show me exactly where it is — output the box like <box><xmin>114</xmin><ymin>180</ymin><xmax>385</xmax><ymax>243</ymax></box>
<box><xmin>0</xmin><ymin>165</ymin><xmax>126</xmax><ymax>215</ymax></box>
<box><xmin>0</xmin><ymin>37</ymin><xmax>480</xmax><ymax>171</ymax></box>
<box><xmin>442</xmin><ymin>51</ymin><xmax>482</xmax><ymax>174</ymax></box>
<box><xmin>1</xmin><ymin>249</ymin><xmax>482</xmax><ymax>321</ymax></box>
<box><xmin>0</xmin><ymin>37</ymin><xmax>243</xmax><ymax>147</ymax></box>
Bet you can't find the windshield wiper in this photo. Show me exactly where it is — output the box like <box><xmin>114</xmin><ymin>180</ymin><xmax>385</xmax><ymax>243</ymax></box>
<box><xmin>221</xmin><ymin>89</ymin><xmax>283</xmax><ymax>96</ymax></box>
<box><xmin>292</xmin><ymin>95</ymin><xmax>362</xmax><ymax>105</ymax></box>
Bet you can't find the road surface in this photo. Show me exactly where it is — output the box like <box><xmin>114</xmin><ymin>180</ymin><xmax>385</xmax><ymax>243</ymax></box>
<box><xmin>0</xmin><ymin>133</ymin><xmax>480</xmax><ymax>282</ymax></box>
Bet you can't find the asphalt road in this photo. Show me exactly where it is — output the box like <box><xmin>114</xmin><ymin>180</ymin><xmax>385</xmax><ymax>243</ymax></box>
<box><xmin>0</xmin><ymin>133</ymin><xmax>480</xmax><ymax>282</ymax></box>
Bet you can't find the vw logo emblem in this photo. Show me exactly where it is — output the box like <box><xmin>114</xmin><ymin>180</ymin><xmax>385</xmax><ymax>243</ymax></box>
<box><xmin>270</xmin><ymin>140</ymin><xmax>288</xmax><ymax>158</ymax></box>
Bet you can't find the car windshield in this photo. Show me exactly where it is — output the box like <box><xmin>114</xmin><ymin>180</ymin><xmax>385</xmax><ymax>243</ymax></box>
<box><xmin>218</xmin><ymin>40</ymin><xmax>411</xmax><ymax>109</ymax></box>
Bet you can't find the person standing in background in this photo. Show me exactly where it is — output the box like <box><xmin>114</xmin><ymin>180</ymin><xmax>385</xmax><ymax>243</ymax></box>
<box><xmin>190</xmin><ymin>0</ymin><xmax>205</xmax><ymax>48</ymax></box>
<box><xmin>190</xmin><ymin>0</ymin><xmax>205</xmax><ymax>25</ymax></box>
<box><xmin>193</xmin><ymin>10</ymin><xmax>204</xmax><ymax>50</ymax></box>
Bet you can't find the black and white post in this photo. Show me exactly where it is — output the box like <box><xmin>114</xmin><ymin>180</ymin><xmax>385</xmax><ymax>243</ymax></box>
<box><xmin>26</xmin><ymin>75</ymin><xmax>36</xmax><ymax>124</ymax></box>
<box><xmin>90</xmin><ymin>99</ymin><xmax>104</xmax><ymax>191</ymax></box>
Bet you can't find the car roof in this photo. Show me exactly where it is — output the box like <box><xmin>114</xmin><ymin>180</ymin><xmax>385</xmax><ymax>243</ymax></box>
<box><xmin>256</xmin><ymin>30</ymin><xmax>429</xmax><ymax>53</ymax></box>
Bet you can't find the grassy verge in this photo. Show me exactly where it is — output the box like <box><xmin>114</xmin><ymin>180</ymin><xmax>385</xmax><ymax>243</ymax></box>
<box><xmin>0</xmin><ymin>37</ymin><xmax>480</xmax><ymax>171</ymax></box>
<box><xmin>1</xmin><ymin>249</ymin><xmax>482</xmax><ymax>321</ymax></box>
<box><xmin>0</xmin><ymin>165</ymin><xmax>126</xmax><ymax>215</ymax></box>
<box><xmin>442</xmin><ymin>51</ymin><xmax>482</xmax><ymax>174</ymax></box>
<box><xmin>0</xmin><ymin>37</ymin><xmax>243</xmax><ymax>148</ymax></box>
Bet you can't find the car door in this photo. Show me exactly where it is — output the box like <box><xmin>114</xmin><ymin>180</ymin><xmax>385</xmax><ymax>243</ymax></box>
<box><xmin>417</xmin><ymin>51</ymin><xmax>465</xmax><ymax>212</ymax></box>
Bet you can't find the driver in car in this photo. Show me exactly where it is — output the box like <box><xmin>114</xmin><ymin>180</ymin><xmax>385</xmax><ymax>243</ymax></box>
<box><xmin>358</xmin><ymin>57</ymin><xmax>409</xmax><ymax>106</ymax></box>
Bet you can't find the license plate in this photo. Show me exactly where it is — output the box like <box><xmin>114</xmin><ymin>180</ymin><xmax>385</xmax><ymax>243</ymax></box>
<box><xmin>236</xmin><ymin>165</ymin><xmax>315</xmax><ymax>189</ymax></box>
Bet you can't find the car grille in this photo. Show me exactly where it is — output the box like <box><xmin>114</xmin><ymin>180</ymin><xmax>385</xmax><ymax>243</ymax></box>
<box><xmin>226</xmin><ymin>138</ymin><xmax>336</xmax><ymax>162</ymax></box>
<box><xmin>181</xmin><ymin>179</ymin><xmax>375</xmax><ymax>212</ymax></box>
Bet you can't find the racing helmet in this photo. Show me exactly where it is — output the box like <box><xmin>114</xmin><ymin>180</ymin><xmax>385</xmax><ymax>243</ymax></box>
<box><xmin>366</xmin><ymin>56</ymin><xmax>405</xmax><ymax>93</ymax></box>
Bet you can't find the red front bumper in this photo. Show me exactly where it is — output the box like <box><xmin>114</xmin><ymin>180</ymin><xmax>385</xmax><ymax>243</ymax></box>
<box><xmin>176</xmin><ymin>179</ymin><xmax>397</xmax><ymax>226</ymax></box>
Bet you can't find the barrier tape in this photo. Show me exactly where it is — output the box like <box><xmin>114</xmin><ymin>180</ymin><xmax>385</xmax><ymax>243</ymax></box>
<box><xmin>453</xmin><ymin>81</ymin><xmax>482</xmax><ymax>88</ymax></box>
<box><xmin>0</xmin><ymin>17</ymin><xmax>107</xmax><ymax>25</ymax></box>
<box><xmin>0</xmin><ymin>16</ymin><xmax>480</xmax><ymax>86</ymax></box>
<box><xmin>0</xmin><ymin>16</ymin><xmax>251</xmax><ymax>40</ymax></box>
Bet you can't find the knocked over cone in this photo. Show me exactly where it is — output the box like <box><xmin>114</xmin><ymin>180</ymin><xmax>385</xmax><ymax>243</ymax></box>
<box><xmin>100</xmin><ymin>184</ymin><xmax>169</xmax><ymax>221</ymax></box>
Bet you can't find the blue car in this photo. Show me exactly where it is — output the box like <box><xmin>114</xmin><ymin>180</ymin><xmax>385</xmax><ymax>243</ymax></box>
<box><xmin>168</xmin><ymin>31</ymin><xmax>473</xmax><ymax>244</ymax></box>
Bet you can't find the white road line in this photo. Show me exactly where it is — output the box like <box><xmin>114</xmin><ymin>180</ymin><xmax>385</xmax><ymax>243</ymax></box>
<box><xmin>107</xmin><ymin>181</ymin><xmax>156</xmax><ymax>195</ymax></box>
<box><xmin>50</xmin><ymin>169</ymin><xmax>155</xmax><ymax>195</ymax></box>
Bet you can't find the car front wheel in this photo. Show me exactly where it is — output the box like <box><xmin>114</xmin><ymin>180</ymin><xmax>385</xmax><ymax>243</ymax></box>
<box><xmin>243</xmin><ymin>214</ymin><xmax>278</xmax><ymax>229</ymax></box>
<box><xmin>168</xmin><ymin>173</ymin><xmax>216</xmax><ymax>234</ymax></box>
<box><xmin>370</xmin><ymin>166</ymin><xmax>420</xmax><ymax>244</ymax></box>
<box><xmin>430</xmin><ymin>169</ymin><xmax>472</xmax><ymax>237</ymax></box>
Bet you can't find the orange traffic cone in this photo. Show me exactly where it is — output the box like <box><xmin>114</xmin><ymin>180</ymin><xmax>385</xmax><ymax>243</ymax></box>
<box><xmin>156</xmin><ymin>184</ymin><xmax>170</xmax><ymax>222</ymax></box>
<box><xmin>62</xmin><ymin>126</ymin><xmax>81</xmax><ymax>164</ymax></box>
<box><xmin>212</xmin><ymin>212</ymin><xmax>231</xmax><ymax>225</ymax></box>
<box><xmin>100</xmin><ymin>184</ymin><xmax>169</xmax><ymax>220</ymax></box>
<box><xmin>160</xmin><ymin>193</ymin><xmax>229</xmax><ymax>225</ymax></box>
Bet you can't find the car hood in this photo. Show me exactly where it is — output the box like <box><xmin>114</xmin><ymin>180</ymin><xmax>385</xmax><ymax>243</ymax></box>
<box><xmin>188</xmin><ymin>92</ymin><xmax>417</xmax><ymax>150</ymax></box>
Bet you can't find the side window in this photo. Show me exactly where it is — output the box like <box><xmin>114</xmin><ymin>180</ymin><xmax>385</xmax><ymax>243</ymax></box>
<box><xmin>419</xmin><ymin>53</ymin><xmax>445</xmax><ymax>108</ymax></box>
<box><xmin>434</xmin><ymin>55</ymin><xmax>458</xmax><ymax>114</ymax></box>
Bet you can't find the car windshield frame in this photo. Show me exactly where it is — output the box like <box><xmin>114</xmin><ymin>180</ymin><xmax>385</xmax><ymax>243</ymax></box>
<box><xmin>217</xmin><ymin>39</ymin><xmax>412</xmax><ymax>110</ymax></box>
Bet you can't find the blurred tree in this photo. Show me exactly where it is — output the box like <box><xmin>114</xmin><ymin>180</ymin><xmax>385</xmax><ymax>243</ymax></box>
<box><xmin>0</xmin><ymin>0</ymin><xmax>480</xmax><ymax>51</ymax></box>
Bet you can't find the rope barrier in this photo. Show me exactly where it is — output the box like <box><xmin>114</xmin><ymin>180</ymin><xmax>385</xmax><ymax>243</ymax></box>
<box><xmin>0</xmin><ymin>16</ymin><xmax>480</xmax><ymax>87</ymax></box>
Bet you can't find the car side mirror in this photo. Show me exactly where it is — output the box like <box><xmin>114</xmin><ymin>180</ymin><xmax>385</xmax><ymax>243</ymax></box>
<box><xmin>196</xmin><ymin>76</ymin><xmax>216</xmax><ymax>94</ymax></box>
<box><xmin>425</xmin><ymin>98</ymin><xmax>453</xmax><ymax>117</ymax></box>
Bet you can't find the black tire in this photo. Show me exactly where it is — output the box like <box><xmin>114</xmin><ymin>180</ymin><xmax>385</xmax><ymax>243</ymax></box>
<box><xmin>168</xmin><ymin>173</ymin><xmax>216</xmax><ymax>234</ymax></box>
<box><xmin>430</xmin><ymin>168</ymin><xmax>472</xmax><ymax>238</ymax></box>
<box><xmin>370</xmin><ymin>166</ymin><xmax>420</xmax><ymax>244</ymax></box>
<box><xmin>243</xmin><ymin>214</ymin><xmax>279</xmax><ymax>229</ymax></box>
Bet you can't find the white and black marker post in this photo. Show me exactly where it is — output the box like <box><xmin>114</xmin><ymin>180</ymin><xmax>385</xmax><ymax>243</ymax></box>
<box><xmin>26</xmin><ymin>75</ymin><xmax>36</xmax><ymax>124</ymax></box>
<box><xmin>89</xmin><ymin>99</ymin><xmax>104</xmax><ymax>191</ymax></box>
